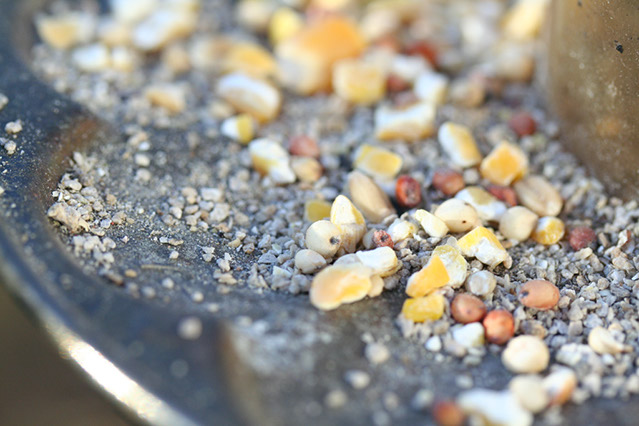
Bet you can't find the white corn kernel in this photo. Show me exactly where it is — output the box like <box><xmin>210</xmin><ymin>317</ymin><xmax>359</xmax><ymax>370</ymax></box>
<box><xmin>434</xmin><ymin>199</ymin><xmax>480</xmax><ymax>233</ymax></box>
<box><xmin>438</xmin><ymin>122</ymin><xmax>483</xmax><ymax>168</ymax></box>
<box><xmin>457</xmin><ymin>389</ymin><xmax>533</xmax><ymax>426</ymax></box>
<box><xmin>353</xmin><ymin>145</ymin><xmax>403</xmax><ymax>181</ymax></box>
<box><xmin>387</xmin><ymin>218</ymin><xmax>417</xmax><ymax>243</ymax></box>
<box><xmin>221</xmin><ymin>114</ymin><xmax>255</xmax><ymax>144</ymax></box>
<box><xmin>333</xmin><ymin>59</ymin><xmax>387</xmax><ymax>105</ymax></box>
<box><xmin>145</xmin><ymin>84</ymin><xmax>187</xmax><ymax>114</ymax></box>
<box><xmin>217</xmin><ymin>73</ymin><xmax>282</xmax><ymax>123</ymax></box>
<box><xmin>111</xmin><ymin>0</ymin><xmax>157</xmax><ymax>23</ymax></box>
<box><xmin>305</xmin><ymin>220</ymin><xmax>342</xmax><ymax>258</ymax></box>
<box><xmin>414</xmin><ymin>209</ymin><xmax>448</xmax><ymax>238</ymax></box>
<box><xmin>433</xmin><ymin>244</ymin><xmax>468</xmax><ymax>288</ymax></box>
<box><xmin>455</xmin><ymin>186</ymin><xmax>507</xmax><ymax>223</ymax></box>
<box><xmin>543</xmin><ymin>368</ymin><xmax>577</xmax><ymax>406</ymax></box>
<box><xmin>72</xmin><ymin>43</ymin><xmax>111</xmax><ymax>72</ymax></box>
<box><xmin>330</xmin><ymin>195</ymin><xmax>367</xmax><ymax>253</ymax></box>
<box><xmin>295</xmin><ymin>249</ymin><xmax>327</xmax><ymax>274</ymax></box>
<box><xmin>414</xmin><ymin>71</ymin><xmax>449</xmax><ymax>105</ymax></box>
<box><xmin>499</xmin><ymin>206</ymin><xmax>538</xmax><ymax>241</ymax></box>
<box><xmin>248</xmin><ymin>138</ymin><xmax>295</xmax><ymax>184</ymax></box>
<box><xmin>133</xmin><ymin>8</ymin><xmax>197</xmax><ymax>51</ymax></box>
<box><xmin>458</xmin><ymin>226</ymin><xmax>509</xmax><ymax>268</ymax></box>
<box><xmin>310</xmin><ymin>264</ymin><xmax>373</xmax><ymax>310</ymax></box>
<box><xmin>390</xmin><ymin>55</ymin><xmax>430</xmax><ymax>84</ymax></box>
<box><xmin>355</xmin><ymin>246</ymin><xmax>399</xmax><ymax>277</ymax></box>
<box><xmin>375</xmin><ymin>102</ymin><xmax>436</xmax><ymax>142</ymax></box>
<box><xmin>452</xmin><ymin>323</ymin><xmax>485</xmax><ymax>348</ymax></box>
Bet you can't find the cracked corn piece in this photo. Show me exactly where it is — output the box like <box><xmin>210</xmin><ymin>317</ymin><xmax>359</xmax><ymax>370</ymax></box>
<box><xmin>310</xmin><ymin>264</ymin><xmax>373</xmax><ymax>310</ymax></box>
<box><xmin>72</xmin><ymin>44</ymin><xmax>111</xmax><ymax>73</ymax></box>
<box><xmin>221</xmin><ymin>42</ymin><xmax>277</xmax><ymax>79</ymax></box>
<box><xmin>333</xmin><ymin>59</ymin><xmax>387</xmax><ymax>105</ymax></box>
<box><xmin>291</xmin><ymin>157</ymin><xmax>323</xmax><ymax>183</ymax></box>
<box><xmin>330</xmin><ymin>195</ymin><xmax>366</xmax><ymax>253</ymax></box>
<box><xmin>217</xmin><ymin>72</ymin><xmax>282</xmax><ymax>123</ymax></box>
<box><xmin>414</xmin><ymin>71</ymin><xmax>449</xmax><ymax>105</ymax></box>
<box><xmin>375</xmin><ymin>102</ymin><xmax>436</xmax><ymax>142</ymax></box>
<box><xmin>414</xmin><ymin>209</ymin><xmax>448</xmax><ymax>238</ymax></box>
<box><xmin>133</xmin><ymin>8</ymin><xmax>198</xmax><ymax>51</ymax></box>
<box><xmin>432</xmin><ymin>244</ymin><xmax>468</xmax><ymax>288</ymax></box>
<box><xmin>458</xmin><ymin>226</ymin><xmax>509</xmax><ymax>268</ymax></box>
<box><xmin>405</xmin><ymin>255</ymin><xmax>450</xmax><ymax>298</ymax></box>
<box><xmin>220</xmin><ymin>114</ymin><xmax>255</xmax><ymax>144</ymax></box>
<box><xmin>531</xmin><ymin>216</ymin><xmax>565</xmax><ymax>245</ymax></box>
<box><xmin>402</xmin><ymin>292</ymin><xmax>445</xmax><ymax>323</ymax></box>
<box><xmin>145</xmin><ymin>84</ymin><xmax>186</xmax><ymax>113</ymax></box>
<box><xmin>353</xmin><ymin>144</ymin><xmax>402</xmax><ymax>181</ymax></box>
<box><xmin>268</xmin><ymin>7</ymin><xmax>303</xmax><ymax>46</ymax></box>
<box><xmin>276</xmin><ymin>16</ymin><xmax>366</xmax><ymax>94</ymax></box>
<box><xmin>248</xmin><ymin>138</ymin><xmax>295</xmax><ymax>184</ymax></box>
<box><xmin>36</xmin><ymin>12</ymin><xmax>95</xmax><ymax>49</ymax></box>
<box><xmin>387</xmin><ymin>218</ymin><xmax>418</xmax><ymax>243</ymax></box>
<box><xmin>480</xmin><ymin>142</ymin><xmax>528</xmax><ymax>186</ymax></box>
<box><xmin>455</xmin><ymin>186</ymin><xmax>507</xmax><ymax>223</ymax></box>
<box><xmin>304</xmin><ymin>199</ymin><xmax>332</xmax><ymax>222</ymax></box>
<box><xmin>438</xmin><ymin>122</ymin><xmax>482</xmax><ymax>168</ymax></box>
<box><xmin>355</xmin><ymin>246</ymin><xmax>399</xmax><ymax>277</ymax></box>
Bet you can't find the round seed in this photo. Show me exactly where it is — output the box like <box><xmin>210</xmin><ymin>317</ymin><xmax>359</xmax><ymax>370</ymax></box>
<box><xmin>499</xmin><ymin>206</ymin><xmax>538</xmax><ymax>241</ymax></box>
<box><xmin>568</xmin><ymin>226</ymin><xmax>596</xmax><ymax>251</ymax></box>
<box><xmin>305</xmin><ymin>220</ymin><xmax>342</xmax><ymax>258</ymax></box>
<box><xmin>395</xmin><ymin>175</ymin><xmax>422</xmax><ymax>208</ymax></box>
<box><xmin>434</xmin><ymin>199</ymin><xmax>480</xmax><ymax>233</ymax></box>
<box><xmin>432</xmin><ymin>169</ymin><xmax>465</xmax><ymax>196</ymax></box>
<box><xmin>518</xmin><ymin>280</ymin><xmax>559</xmax><ymax>310</ymax></box>
<box><xmin>482</xmin><ymin>310</ymin><xmax>514</xmax><ymax>345</ymax></box>
<box><xmin>451</xmin><ymin>293</ymin><xmax>486</xmax><ymax>324</ymax></box>
<box><xmin>502</xmin><ymin>335</ymin><xmax>549</xmax><ymax>374</ymax></box>
<box><xmin>432</xmin><ymin>400</ymin><xmax>465</xmax><ymax>426</ymax></box>
<box><xmin>508</xmin><ymin>111</ymin><xmax>536</xmax><ymax>137</ymax></box>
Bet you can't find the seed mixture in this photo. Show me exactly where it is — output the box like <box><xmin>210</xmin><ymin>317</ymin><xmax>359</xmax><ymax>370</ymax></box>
<box><xmin>28</xmin><ymin>0</ymin><xmax>639</xmax><ymax>424</ymax></box>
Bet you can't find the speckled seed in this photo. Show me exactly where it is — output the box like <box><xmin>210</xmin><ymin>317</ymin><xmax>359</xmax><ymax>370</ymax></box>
<box><xmin>518</xmin><ymin>280</ymin><xmax>559</xmax><ymax>310</ymax></box>
<box><xmin>434</xmin><ymin>199</ymin><xmax>480</xmax><ymax>233</ymax></box>
<box><xmin>451</xmin><ymin>293</ymin><xmax>486</xmax><ymax>324</ymax></box>
<box><xmin>465</xmin><ymin>270</ymin><xmax>496</xmax><ymax>297</ymax></box>
<box><xmin>588</xmin><ymin>326</ymin><xmax>628</xmax><ymax>355</ymax></box>
<box><xmin>305</xmin><ymin>220</ymin><xmax>342</xmax><ymax>258</ymax></box>
<box><xmin>482</xmin><ymin>310</ymin><xmax>514</xmax><ymax>345</ymax></box>
<box><xmin>499</xmin><ymin>206</ymin><xmax>538</xmax><ymax>241</ymax></box>
<box><xmin>294</xmin><ymin>249</ymin><xmax>327</xmax><ymax>274</ymax></box>
<box><xmin>502</xmin><ymin>335</ymin><xmax>549</xmax><ymax>373</ymax></box>
<box><xmin>509</xmin><ymin>375</ymin><xmax>549</xmax><ymax>414</ymax></box>
<box><xmin>513</xmin><ymin>175</ymin><xmax>563</xmax><ymax>217</ymax></box>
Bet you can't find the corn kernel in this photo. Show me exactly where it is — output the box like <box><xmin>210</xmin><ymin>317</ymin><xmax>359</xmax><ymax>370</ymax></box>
<box><xmin>375</xmin><ymin>101</ymin><xmax>436</xmax><ymax>142</ymax></box>
<box><xmin>502</xmin><ymin>0</ymin><xmax>550</xmax><ymax>41</ymax></box>
<box><xmin>433</xmin><ymin>244</ymin><xmax>468</xmax><ymax>288</ymax></box>
<box><xmin>310</xmin><ymin>264</ymin><xmax>373</xmax><ymax>310</ymax></box>
<box><xmin>480</xmin><ymin>142</ymin><xmax>528</xmax><ymax>186</ymax></box>
<box><xmin>414</xmin><ymin>209</ymin><xmax>449</xmax><ymax>238</ymax></box>
<box><xmin>531</xmin><ymin>216</ymin><xmax>565</xmax><ymax>245</ymax></box>
<box><xmin>438</xmin><ymin>122</ymin><xmax>483</xmax><ymax>168</ymax></box>
<box><xmin>455</xmin><ymin>186</ymin><xmax>507</xmax><ymax>223</ymax></box>
<box><xmin>304</xmin><ymin>199</ymin><xmax>332</xmax><ymax>222</ymax></box>
<box><xmin>276</xmin><ymin>16</ymin><xmax>366</xmax><ymax>94</ymax></box>
<box><xmin>355</xmin><ymin>246</ymin><xmax>399</xmax><ymax>277</ymax></box>
<box><xmin>220</xmin><ymin>114</ymin><xmax>255</xmax><ymax>144</ymax></box>
<box><xmin>458</xmin><ymin>226</ymin><xmax>509</xmax><ymax>268</ymax></box>
<box><xmin>347</xmin><ymin>171</ymin><xmax>395</xmax><ymax>223</ymax></box>
<box><xmin>145</xmin><ymin>83</ymin><xmax>186</xmax><ymax>114</ymax></box>
<box><xmin>217</xmin><ymin>72</ymin><xmax>282</xmax><ymax>123</ymax></box>
<box><xmin>268</xmin><ymin>7</ymin><xmax>303</xmax><ymax>46</ymax></box>
<box><xmin>333</xmin><ymin>59</ymin><xmax>387</xmax><ymax>105</ymax></box>
<box><xmin>36</xmin><ymin>12</ymin><xmax>95</xmax><ymax>49</ymax></box>
<box><xmin>368</xmin><ymin>274</ymin><xmax>385</xmax><ymax>297</ymax></box>
<box><xmin>222</xmin><ymin>42</ymin><xmax>277</xmax><ymax>79</ymax></box>
<box><xmin>330</xmin><ymin>195</ymin><xmax>366</xmax><ymax>253</ymax></box>
<box><xmin>405</xmin><ymin>255</ymin><xmax>450</xmax><ymax>298</ymax></box>
<box><xmin>248</xmin><ymin>138</ymin><xmax>295</xmax><ymax>184</ymax></box>
<box><xmin>72</xmin><ymin>43</ymin><xmax>112</xmax><ymax>73</ymax></box>
<box><xmin>133</xmin><ymin>8</ymin><xmax>197</xmax><ymax>51</ymax></box>
<box><xmin>414</xmin><ymin>71</ymin><xmax>449</xmax><ymax>106</ymax></box>
<box><xmin>402</xmin><ymin>292</ymin><xmax>445</xmax><ymax>323</ymax></box>
<box><xmin>387</xmin><ymin>218</ymin><xmax>418</xmax><ymax>243</ymax></box>
<box><xmin>292</xmin><ymin>157</ymin><xmax>323</xmax><ymax>183</ymax></box>
<box><xmin>306</xmin><ymin>220</ymin><xmax>342</xmax><ymax>258</ymax></box>
<box><xmin>353</xmin><ymin>144</ymin><xmax>403</xmax><ymax>181</ymax></box>
<box><xmin>434</xmin><ymin>199</ymin><xmax>481</xmax><ymax>233</ymax></box>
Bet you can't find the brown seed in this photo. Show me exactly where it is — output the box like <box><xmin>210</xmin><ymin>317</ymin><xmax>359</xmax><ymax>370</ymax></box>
<box><xmin>518</xmin><ymin>280</ymin><xmax>560</xmax><ymax>310</ymax></box>
<box><xmin>289</xmin><ymin>135</ymin><xmax>320</xmax><ymax>158</ymax></box>
<box><xmin>387</xmin><ymin>74</ymin><xmax>409</xmax><ymax>93</ymax></box>
<box><xmin>432</xmin><ymin>400</ymin><xmax>465</xmax><ymax>426</ymax></box>
<box><xmin>568</xmin><ymin>226</ymin><xmax>596</xmax><ymax>251</ymax></box>
<box><xmin>432</xmin><ymin>169</ymin><xmax>465</xmax><ymax>196</ymax></box>
<box><xmin>451</xmin><ymin>293</ymin><xmax>486</xmax><ymax>324</ymax></box>
<box><xmin>372</xmin><ymin>230</ymin><xmax>394</xmax><ymax>249</ymax></box>
<box><xmin>487</xmin><ymin>184</ymin><xmax>518</xmax><ymax>207</ymax></box>
<box><xmin>509</xmin><ymin>111</ymin><xmax>536</xmax><ymax>137</ymax></box>
<box><xmin>395</xmin><ymin>175</ymin><xmax>422</xmax><ymax>208</ymax></box>
<box><xmin>405</xmin><ymin>40</ymin><xmax>439</xmax><ymax>67</ymax></box>
<box><xmin>482</xmin><ymin>310</ymin><xmax>515</xmax><ymax>345</ymax></box>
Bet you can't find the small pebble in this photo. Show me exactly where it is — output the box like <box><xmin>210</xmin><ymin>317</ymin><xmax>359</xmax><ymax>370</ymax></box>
<box><xmin>365</xmin><ymin>342</ymin><xmax>390</xmax><ymax>365</ymax></box>
<box><xmin>568</xmin><ymin>226</ymin><xmax>596</xmax><ymax>251</ymax></box>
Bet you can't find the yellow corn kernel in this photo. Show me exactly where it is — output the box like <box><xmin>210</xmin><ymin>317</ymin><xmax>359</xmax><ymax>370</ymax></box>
<box><xmin>333</xmin><ymin>59</ymin><xmax>386</xmax><ymax>105</ymax></box>
<box><xmin>276</xmin><ymin>16</ymin><xmax>367</xmax><ymax>94</ymax></box>
<box><xmin>502</xmin><ymin>0</ymin><xmax>549</xmax><ymax>41</ymax></box>
<box><xmin>458</xmin><ymin>226</ymin><xmax>509</xmax><ymax>268</ymax></box>
<box><xmin>438</xmin><ymin>122</ymin><xmax>482</xmax><ymax>168</ymax></box>
<box><xmin>304</xmin><ymin>199</ymin><xmax>332</xmax><ymax>222</ymax></box>
<box><xmin>220</xmin><ymin>113</ymin><xmax>255</xmax><ymax>144</ymax></box>
<box><xmin>222</xmin><ymin>42</ymin><xmax>277</xmax><ymax>79</ymax></box>
<box><xmin>480</xmin><ymin>142</ymin><xmax>529</xmax><ymax>186</ymax></box>
<box><xmin>375</xmin><ymin>101</ymin><xmax>436</xmax><ymax>142</ymax></box>
<box><xmin>353</xmin><ymin>144</ymin><xmax>403</xmax><ymax>180</ymax></box>
<box><xmin>433</xmin><ymin>244</ymin><xmax>468</xmax><ymax>288</ymax></box>
<box><xmin>405</xmin><ymin>255</ymin><xmax>450</xmax><ymax>298</ymax></box>
<box><xmin>310</xmin><ymin>264</ymin><xmax>373</xmax><ymax>310</ymax></box>
<box><xmin>248</xmin><ymin>138</ymin><xmax>295</xmax><ymax>184</ymax></box>
<box><xmin>145</xmin><ymin>84</ymin><xmax>186</xmax><ymax>114</ymax></box>
<box><xmin>268</xmin><ymin>7</ymin><xmax>303</xmax><ymax>46</ymax></box>
<box><xmin>531</xmin><ymin>216</ymin><xmax>565</xmax><ymax>245</ymax></box>
<box><xmin>217</xmin><ymin>72</ymin><xmax>281</xmax><ymax>123</ymax></box>
<box><xmin>402</xmin><ymin>292</ymin><xmax>445</xmax><ymax>323</ymax></box>
<box><xmin>36</xmin><ymin>13</ymin><xmax>94</xmax><ymax>49</ymax></box>
<box><xmin>330</xmin><ymin>195</ymin><xmax>366</xmax><ymax>252</ymax></box>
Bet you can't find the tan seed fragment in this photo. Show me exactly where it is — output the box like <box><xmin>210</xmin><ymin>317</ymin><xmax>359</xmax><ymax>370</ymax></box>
<box><xmin>347</xmin><ymin>171</ymin><xmax>395</xmax><ymax>223</ymax></box>
<box><xmin>513</xmin><ymin>175</ymin><xmax>563</xmax><ymax>217</ymax></box>
<box><xmin>217</xmin><ymin>73</ymin><xmax>282</xmax><ymax>123</ymax></box>
<box><xmin>414</xmin><ymin>209</ymin><xmax>448</xmax><ymax>238</ymax></box>
<box><xmin>292</xmin><ymin>157</ymin><xmax>323</xmax><ymax>183</ymax></box>
<box><xmin>543</xmin><ymin>368</ymin><xmax>577</xmax><ymax>406</ymax></box>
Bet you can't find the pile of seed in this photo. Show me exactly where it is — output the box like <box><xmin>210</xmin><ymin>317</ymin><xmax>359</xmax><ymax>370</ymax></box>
<box><xmin>28</xmin><ymin>0</ymin><xmax>639</xmax><ymax>424</ymax></box>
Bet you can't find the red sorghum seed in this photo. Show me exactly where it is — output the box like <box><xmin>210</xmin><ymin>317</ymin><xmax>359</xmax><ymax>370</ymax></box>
<box><xmin>372</xmin><ymin>230</ymin><xmax>394</xmax><ymax>249</ymax></box>
<box><xmin>509</xmin><ymin>111</ymin><xmax>537</xmax><ymax>137</ymax></box>
<box><xmin>395</xmin><ymin>175</ymin><xmax>422</xmax><ymax>208</ymax></box>
<box><xmin>568</xmin><ymin>226</ymin><xmax>596</xmax><ymax>251</ymax></box>
<box><xmin>432</xmin><ymin>169</ymin><xmax>465</xmax><ymax>196</ymax></box>
<box><xmin>482</xmin><ymin>310</ymin><xmax>515</xmax><ymax>345</ymax></box>
<box><xmin>487</xmin><ymin>184</ymin><xmax>518</xmax><ymax>207</ymax></box>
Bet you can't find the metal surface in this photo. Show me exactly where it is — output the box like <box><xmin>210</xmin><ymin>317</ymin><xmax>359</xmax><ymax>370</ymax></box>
<box><xmin>545</xmin><ymin>0</ymin><xmax>639</xmax><ymax>199</ymax></box>
<box><xmin>1</xmin><ymin>0</ymin><xmax>639</xmax><ymax>425</ymax></box>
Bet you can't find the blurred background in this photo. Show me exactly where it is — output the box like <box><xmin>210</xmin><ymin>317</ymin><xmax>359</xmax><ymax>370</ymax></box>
<box><xmin>0</xmin><ymin>285</ymin><xmax>128</xmax><ymax>426</ymax></box>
